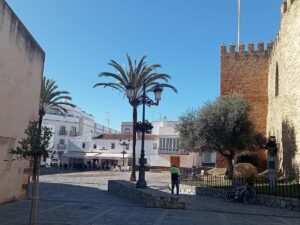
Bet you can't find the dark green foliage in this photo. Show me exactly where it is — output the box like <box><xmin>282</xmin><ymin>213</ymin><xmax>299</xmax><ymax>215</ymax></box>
<box><xmin>176</xmin><ymin>93</ymin><xmax>265</xmax><ymax>178</ymax></box>
<box><xmin>11</xmin><ymin>121</ymin><xmax>52</xmax><ymax>159</ymax></box>
<box><xmin>236</xmin><ymin>151</ymin><xmax>259</xmax><ymax>167</ymax></box>
<box><xmin>134</xmin><ymin>121</ymin><xmax>153</xmax><ymax>133</ymax></box>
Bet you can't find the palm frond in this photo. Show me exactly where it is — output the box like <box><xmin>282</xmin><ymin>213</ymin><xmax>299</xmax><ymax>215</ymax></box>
<box><xmin>108</xmin><ymin>60</ymin><xmax>129</xmax><ymax>84</ymax></box>
<box><xmin>93</xmin><ymin>82</ymin><xmax>125</xmax><ymax>92</ymax></box>
<box><xmin>41</xmin><ymin>77</ymin><xmax>74</xmax><ymax>114</ymax></box>
<box><xmin>99</xmin><ymin>72</ymin><xmax>127</xmax><ymax>86</ymax></box>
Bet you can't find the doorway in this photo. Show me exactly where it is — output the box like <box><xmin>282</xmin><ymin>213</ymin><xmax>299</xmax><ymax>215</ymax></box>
<box><xmin>170</xmin><ymin>156</ymin><xmax>180</xmax><ymax>168</ymax></box>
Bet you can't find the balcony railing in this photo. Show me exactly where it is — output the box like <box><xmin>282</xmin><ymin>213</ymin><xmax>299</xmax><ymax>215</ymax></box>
<box><xmin>58</xmin><ymin>130</ymin><xmax>68</xmax><ymax>135</ymax></box>
<box><xmin>69</xmin><ymin>131</ymin><xmax>78</xmax><ymax>136</ymax></box>
<box><xmin>158</xmin><ymin>148</ymin><xmax>186</xmax><ymax>155</ymax></box>
<box><xmin>57</xmin><ymin>144</ymin><xmax>66</xmax><ymax>150</ymax></box>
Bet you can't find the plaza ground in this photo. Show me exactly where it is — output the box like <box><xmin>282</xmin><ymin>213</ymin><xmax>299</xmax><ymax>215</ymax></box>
<box><xmin>0</xmin><ymin>170</ymin><xmax>300</xmax><ymax>225</ymax></box>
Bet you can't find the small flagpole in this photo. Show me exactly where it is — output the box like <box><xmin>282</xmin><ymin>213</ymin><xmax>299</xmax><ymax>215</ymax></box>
<box><xmin>237</xmin><ymin>0</ymin><xmax>240</xmax><ymax>46</ymax></box>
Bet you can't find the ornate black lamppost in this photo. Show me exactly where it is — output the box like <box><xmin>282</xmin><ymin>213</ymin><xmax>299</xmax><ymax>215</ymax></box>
<box><xmin>126</xmin><ymin>79</ymin><xmax>163</xmax><ymax>188</ymax></box>
<box><xmin>119</xmin><ymin>138</ymin><xmax>130</xmax><ymax>166</ymax></box>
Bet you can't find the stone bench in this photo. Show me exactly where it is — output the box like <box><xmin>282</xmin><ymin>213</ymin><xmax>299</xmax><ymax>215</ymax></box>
<box><xmin>108</xmin><ymin>180</ymin><xmax>185</xmax><ymax>209</ymax></box>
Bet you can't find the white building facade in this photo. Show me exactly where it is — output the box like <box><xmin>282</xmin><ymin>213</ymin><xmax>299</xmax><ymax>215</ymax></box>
<box><xmin>65</xmin><ymin>120</ymin><xmax>216</xmax><ymax>170</ymax></box>
<box><xmin>42</xmin><ymin>105</ymin><xmax>118</xmax><ymax>166</ymax></box>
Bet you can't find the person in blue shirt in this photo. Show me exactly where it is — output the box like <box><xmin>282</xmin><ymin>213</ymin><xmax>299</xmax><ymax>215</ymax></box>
<box><xmin>170</xmin><ymin>165</ymin><xmax>181</xmax><ymax>195</ymax></box>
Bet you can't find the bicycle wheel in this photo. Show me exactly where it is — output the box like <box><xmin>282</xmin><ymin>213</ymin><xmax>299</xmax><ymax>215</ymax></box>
<box><xmin>224</xmin><ymin>188</ymin><xmax>236</xmax><ymax>202</ymax></box>
<box><xmin>243</xmin><ymin>189</ymin><xmax>256</xmax><ymax>204</ymax></box>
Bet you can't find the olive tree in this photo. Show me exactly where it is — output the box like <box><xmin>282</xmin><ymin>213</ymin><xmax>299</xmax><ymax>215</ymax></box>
<box><xmin>177</xmin><ymin>93</ymin><xmax>264</xmax><ymax>179</ymax></box>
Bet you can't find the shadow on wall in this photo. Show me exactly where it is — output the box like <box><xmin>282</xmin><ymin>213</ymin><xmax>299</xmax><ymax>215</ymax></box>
<box><xmin>281</xmin><ymin>120</ymin><xmax>299</xmax><ymax>180</ymax></box>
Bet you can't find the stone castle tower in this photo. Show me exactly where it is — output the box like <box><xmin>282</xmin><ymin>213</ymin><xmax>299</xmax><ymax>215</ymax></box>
<box><xmin>217</xmin><ymin>42</ymin><xmax>272</xmax><ymax>168</ymax></box>
<box><xmin>218</xmin><ymin>0</ymin><xmax>300</xmax><ymax>178</ymax></box>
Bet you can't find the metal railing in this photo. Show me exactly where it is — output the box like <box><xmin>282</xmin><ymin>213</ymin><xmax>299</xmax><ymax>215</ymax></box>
<box><xmin>58</xmin><ymin>130</ymin><xmax>68</xmax><ymax>135</ymax></box>
<box><xmin>180</xmin><ymin>174</ymin><xmax>300</xmax><ymax>199</ymax></box>
<box><xmin>69</xmin><ymin>131</ymin><xmax>78</xmax><ymax>136</ymax></box>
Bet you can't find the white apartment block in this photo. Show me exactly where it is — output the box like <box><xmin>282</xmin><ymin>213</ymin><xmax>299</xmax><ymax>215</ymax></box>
<box><xmin>64</xmin><ymin>120</ymin><xmax>216</xmax><ymax>170</ymax></box>
<box><xmin>42</xmin><ymin>105</ymin><xmax>118</xmax><ymax>166</ymax></box>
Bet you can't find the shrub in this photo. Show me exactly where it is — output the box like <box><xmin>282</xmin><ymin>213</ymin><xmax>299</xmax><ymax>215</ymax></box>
<box><xmin>236</xmin><ymin>151</ymin><xmax>259</xmax><ymax>167</ymax></box>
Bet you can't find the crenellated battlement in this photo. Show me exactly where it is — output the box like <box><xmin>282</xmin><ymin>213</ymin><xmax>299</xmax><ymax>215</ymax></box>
<box><xmin>281</xmin><ymin>0</ymin><xmax>298</xmax><ymax>18</ymax></box>
<box><xmin>220</xmin><ymin>41</ymin><xmax>274</xmax><ymax>56</ymax></box>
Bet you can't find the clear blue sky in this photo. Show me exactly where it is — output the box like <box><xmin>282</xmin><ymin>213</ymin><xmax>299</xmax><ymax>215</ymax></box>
<box><xmin>7</xmin><ymin>0</ymin><xmax>282</xmax><ymax>131</ymax></box>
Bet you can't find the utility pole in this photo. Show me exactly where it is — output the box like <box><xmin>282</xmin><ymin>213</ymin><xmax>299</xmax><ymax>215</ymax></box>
<box><xmin>105</xmin><ymin>112</ymin><xmax>110</xmax><ymax>128</ymax></box>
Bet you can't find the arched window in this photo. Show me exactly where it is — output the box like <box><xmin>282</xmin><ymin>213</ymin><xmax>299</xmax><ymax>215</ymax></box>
<box><xmin>275</xmin><ymin>62</ymin><xmax>279</xmax><ymax>97</ymax></box>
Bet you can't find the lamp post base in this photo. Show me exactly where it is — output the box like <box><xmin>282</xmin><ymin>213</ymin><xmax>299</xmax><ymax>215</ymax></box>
<box><xmin>136</xmin><ymin>179</ymin><xmax>147</xmax><ymax>189</ymax></box>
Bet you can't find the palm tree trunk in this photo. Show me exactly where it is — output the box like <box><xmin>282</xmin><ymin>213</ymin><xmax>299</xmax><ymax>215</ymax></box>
<box><xmin>130</xmin><ymin>106</ymin><xmax>137</xmax><ymax>181</ymax></box>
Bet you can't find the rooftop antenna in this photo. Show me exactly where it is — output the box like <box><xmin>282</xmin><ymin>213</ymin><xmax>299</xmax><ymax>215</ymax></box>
<box><xmin>105</xmin><ymin>112</ymin><xmax>110</xmax><ymax>128</ymax></box>
<box><xmin>237</xmin><ymin>0</ymin><xmax>241</xmax><ymax>46</ymax></box>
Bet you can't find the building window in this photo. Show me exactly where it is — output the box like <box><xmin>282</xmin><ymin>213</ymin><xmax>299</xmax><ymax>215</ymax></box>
<box><xmin>59</xmin><ymin>139</ymin><xmax>65</xmax><ymax>145</ymax></box>
<box><xmin>59</xmin><ymin>126</ymin><xmax>67</xmax><ymax>135</ymax></box>
<box><xmin>153</xmin><ymin>143</ymin><xmax>157</xmax><ymax>150</ymax></box>
<box><xmin>82</xmin><ymin>142</ymin><xmax>86</xmax><ymax>148</ymax></box>
<box><xmin>159</xmin><ymin>138</ymin><xmax>179</xmax><ymax>152</ymax></box>
<box><xmin>70</xmin><ymin>127</ymin><xmax>77</xmax><ymax>136</ymax></box>
<box><xmin>275</xmin><ymin>62</ymin><xmax>279</xmax><ymax>97</ymax></box>
<box><xmin>111</xmin><ymin>143</ymin><xmax>115</xmax><ymax>149</ymax></box>
<box><xmin>125</xmin><ymin>145</ymin><xmax>129</xmax><ymax>150</ymax></box>
<box><xmin>203</xmin><ymin>152</ymin><xmax>212</xmax><ymax>162</ymax></box>
<box><xmin>93</xmin><ymin>144</ymin><xmax>97</xmax><ymax>149</ymax></box>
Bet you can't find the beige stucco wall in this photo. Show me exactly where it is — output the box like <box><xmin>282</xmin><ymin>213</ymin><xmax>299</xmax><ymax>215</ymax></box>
<box><xmin>267</xmin><ymin>0</ymin><xmax>300</xmax><ymax>178</ymax></box>
<box><xmin>0</xmin><ymin>1</ymin><xmax>45</xmax><ymax>203</ymax></box>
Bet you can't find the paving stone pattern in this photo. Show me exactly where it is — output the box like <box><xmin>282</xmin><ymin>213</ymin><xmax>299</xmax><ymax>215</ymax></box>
<box><xmin>0</xmin><ymin>170</ymin><xmax>299</xmax><ymax>225</ymax></box>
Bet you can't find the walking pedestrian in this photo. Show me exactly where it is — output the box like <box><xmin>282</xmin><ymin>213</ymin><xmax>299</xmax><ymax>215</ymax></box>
<box><xmin>170</xmin><ymin>165</ymin><xmax>180</xmax><ymax>195</ymax></box>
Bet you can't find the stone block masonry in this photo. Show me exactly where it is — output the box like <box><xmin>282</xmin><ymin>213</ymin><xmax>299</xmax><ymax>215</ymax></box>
<box><xmin>217</xmin><ymin>42</ymin><xmax>271</xmax><ymax>168</ymax></box>
<box><xmin>108</xmin><ymin>180</ymin><xmax>185</xmax><ymax>209</ymax></box>
<box><xmin>267</xmin><ymin>0</ymin><xmax>300</xmax><ymax>178</ymax></box>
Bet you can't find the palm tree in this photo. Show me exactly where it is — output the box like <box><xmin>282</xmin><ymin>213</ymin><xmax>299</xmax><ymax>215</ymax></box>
<box><xmin>29</xmin><ymin>77</ymin><xmax>75</xmax><ymax>225</ymax></box>
<box><xmin>94</xmin><ymin>54</ymin><xmax>177</xmax><ymax>181</ymax></box>
<box><xmin>33</xmin><ymin>76</ymin><xmax>75</xmax><ymax>180</ymax></box>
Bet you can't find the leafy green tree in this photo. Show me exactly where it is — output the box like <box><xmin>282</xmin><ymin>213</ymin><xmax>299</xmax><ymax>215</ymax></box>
<box><xmin>177</xmin><ymin>93</ymin><xmax>264</xmax><ymax>179</ymax></box>
<box><xmin>11</xmin><ymin>121</ymin><xmax>52</xmax><ymax>225</ymax></box>
<box><xmin>94</xmin><ymin>54</ymin><xmax>177</xmax><ymax>181</ymax></box>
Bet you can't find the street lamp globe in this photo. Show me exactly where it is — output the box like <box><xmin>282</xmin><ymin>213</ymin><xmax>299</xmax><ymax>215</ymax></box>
<box><xmin>126</xmin><ymin>83</ymin><xmax>134</xmax><ymax>98</ymax></box>
<box><xmin>153</xmin><ymin>85</ymin><xmax>163</xmax><ymax>101</ymax></box>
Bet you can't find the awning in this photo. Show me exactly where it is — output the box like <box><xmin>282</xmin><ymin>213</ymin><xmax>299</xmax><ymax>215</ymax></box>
<box><xmin>63</xmin><ymin>152</ymin><xmax>102</xmax><ymax>159</ymax></box>
<box><xmin>98</xmin><ymin>153</ymin><xmax>131</xmax><ymax>159</ymax></box>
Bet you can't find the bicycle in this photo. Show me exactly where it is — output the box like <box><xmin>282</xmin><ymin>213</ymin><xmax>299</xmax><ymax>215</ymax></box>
<box><xmin>224</xmin><ymin>181</ymin><xmax>256</xmax><ymax>204</ymax></box>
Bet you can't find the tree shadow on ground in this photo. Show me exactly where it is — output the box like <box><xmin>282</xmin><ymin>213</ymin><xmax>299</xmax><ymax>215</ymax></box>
<box><xmin>281</xmin><ymin>119</ymin><xmax>299</xmax><ymax>180</ymax></box>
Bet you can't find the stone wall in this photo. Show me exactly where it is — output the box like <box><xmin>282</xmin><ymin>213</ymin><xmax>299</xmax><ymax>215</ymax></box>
<box><xmin>108</xmin><ymin>180</ymin><xmax>185</xmax><ymax>209</ymax></box>
<box><xmin>267</xmin><ymin>0</ymin><xmax>300</xmax><ymax>179</ymax></box>
<box><xmin>180</xmin><ymin>185</ymin><xmax>300</xmax><ymax>212</ymax></box>
<box><xmin>0</xmin><ymin>1</ymin><xmax>45</xmax><ymax>203</ymax></box>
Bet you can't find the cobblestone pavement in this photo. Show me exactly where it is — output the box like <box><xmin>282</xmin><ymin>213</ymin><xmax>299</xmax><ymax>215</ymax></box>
<box><xmin>0</xmin><ymin>170</ymin><xmax>300</xmax><ymax>225</ymax></box>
